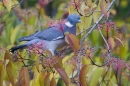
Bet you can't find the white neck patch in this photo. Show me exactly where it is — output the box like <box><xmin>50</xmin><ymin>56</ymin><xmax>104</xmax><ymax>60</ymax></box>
<box><xmin>65</xmin><ymin>21</ymin><xmax>73</xmax><ymax>27</ymax></box>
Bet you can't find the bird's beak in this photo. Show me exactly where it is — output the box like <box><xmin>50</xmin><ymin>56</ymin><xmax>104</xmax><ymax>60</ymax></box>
<box><xmin>78</xmin><ymin>20</ymin><xmax>82</xmax><ymax>23</ymax></box>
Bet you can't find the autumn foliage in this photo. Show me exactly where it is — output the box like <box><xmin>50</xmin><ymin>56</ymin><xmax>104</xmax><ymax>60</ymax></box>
<box><xmin>0</xmin><ymin>0</ymin><xmax>130</xmax><ymax>86</ymax></box>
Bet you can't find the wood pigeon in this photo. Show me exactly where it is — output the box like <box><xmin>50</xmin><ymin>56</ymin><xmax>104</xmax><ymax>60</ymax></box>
<box><xmin>10</xmin><ymin>14</ymin><xmax>81</xmax><ymax>55</ymax></box>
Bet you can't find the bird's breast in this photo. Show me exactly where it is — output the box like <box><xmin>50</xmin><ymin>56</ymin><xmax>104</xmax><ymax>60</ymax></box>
<box><xmin>41</xmin><ymin>39</ymin><xmax>67</xmax><ymax>51</ymax></box>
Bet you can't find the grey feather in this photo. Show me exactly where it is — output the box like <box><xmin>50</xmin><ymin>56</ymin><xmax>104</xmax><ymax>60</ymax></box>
<box><xmin>19</xmin><ymin>26</ymin><xmax>64</xmax><ymax>42</ymax></box>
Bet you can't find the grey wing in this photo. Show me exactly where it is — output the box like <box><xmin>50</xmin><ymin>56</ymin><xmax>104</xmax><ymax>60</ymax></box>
<box><xmin>19</xmin><ymin>27</ymin><xmax>64</xmax><ymax>42</ymax></box>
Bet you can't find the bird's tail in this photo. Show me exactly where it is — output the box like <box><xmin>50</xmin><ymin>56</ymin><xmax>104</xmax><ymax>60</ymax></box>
<box><xmin>10</xmin><ymin>44</ymin><xmax>27</xmax><ymax>53</ymax></box>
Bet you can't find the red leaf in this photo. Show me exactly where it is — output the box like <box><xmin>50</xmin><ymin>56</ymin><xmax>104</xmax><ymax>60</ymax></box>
<box><xmin>18</xmin><ymin>67</ymin><xmax>30</xmax><ymax>86</ymax></box>
<box><xmin>108</xmin><ymin>37</ymin><xmax>115</xmax><ymax>49</ymax></box>
<box><xmin>4</xmin><ymin>50</ymin><xmax>14</xmax><ymax>62</ymax></box>
<box><xmin>100</xmin><ymin>0</ymin><xmax>110</xmax><ymax>19</ymax></box>
<box><xmin>65</xmin><ymin>33</ymin><xmax>80</xmax><ymax>52</ymax></box>
<box><xmin>79</xmin><ymin>65</ymin><xmax>88</xmax><ymax>86</ymax></box>
<box><xmin>50</xmin><ymin>77</ymin><xmax>56</xmax><ymax>86</ymax></box>
<box><xmin>56</xmin><ymin>68</ymin><xmax>69</xmax><ymax>86</ymax></box>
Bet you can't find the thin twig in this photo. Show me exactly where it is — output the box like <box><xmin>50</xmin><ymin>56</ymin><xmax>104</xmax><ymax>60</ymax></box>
<box><xmin>76</xmin><ymin>26</ymin><xmax>92</xmax><ymax>36</ymax></box>
<box><xmin>98</xmin><ymin>25</ymin><xmax>111</xmax><ymax>65</ymax></box>
<box><xmin>98</xmin><ymin>65</ymin><xmax>110</xmax><ymax>86</ymax></box>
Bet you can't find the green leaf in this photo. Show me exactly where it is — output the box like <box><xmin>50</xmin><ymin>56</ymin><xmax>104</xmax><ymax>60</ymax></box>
<box><xmin>27</xmin><ymin>14</ymin><xmax>36</xmax><ymax>25</ymax></box>
<box><xmin>10</xmin><ymin>24</ymin><xmax>21</xmax><ymax>44</ymax></box>
<box><xmin>89</xmin><ymin>29</ymin><xmax>100</xmax><ymax>45</ymax></box>
<box><xmin>89</xmin><ymin>66</ymin><xmax>104</xmax><ymax>86</ymax></box>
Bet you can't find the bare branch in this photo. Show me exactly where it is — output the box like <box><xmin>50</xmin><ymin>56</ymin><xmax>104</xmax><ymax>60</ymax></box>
<box><xmin>76</xmin><ymin>26</ymin><xmax>92</xmax><ymax>36</ymax></box>
<box><xmin>98</xmin><ymin>25</ymin><xmax>111</xmax><ymax>65</ymax></box>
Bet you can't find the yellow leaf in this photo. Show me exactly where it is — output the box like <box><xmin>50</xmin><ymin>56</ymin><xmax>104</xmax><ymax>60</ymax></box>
<box><xmin>62</xmin><ymin>53</ymin><xmax>74</xmax><ymax>63</ymax></box>
<box><xmin>35</xmin><ymin>58</ymin><xmax>40</xmax><ymax>72</ymax></box>
<box><xmin>89</xmin><ymin>66</ymin><xmax>104</xmax><ymax>86</ymax></box>
<box><xmin>119</xmin><ymin>44</ymin><xmax>128</xmax><ymax>59</ymax></box>
<box><xmin>91</xmin><ymin>3</ymin><xmax>97</xmax><ymax>11</ymax></box>
<box><xmin>86</xmin><ymin>0</ymin><xmax>92</xmax><ymax>8</ymax></box>
<box><xmin>6</xmin><ymin>61</ymin><xmax>16</xmax><ymax>86</ymax></box>
<box><xmin>0</xmin><ymin>63</ymin><xmax>4</xmax><ymax>86</ymax></box>
<box><xmin>3</xmin><ymin>0</ymin><xmax>13</xmax><ymax>12</ymax></box>
<box><xmin>39</xmin><ymin>71</ymin><xmax>47</xmax><ymax>86</ymax></box>
<box><xmin>68</xmin><ymin>6</ymin><xmax>75</xmax><ymax>14</ymax></box>
<box><xmin>92</xmin><ymin>3</ymin><xmax>101</xmax><ymax>23</ymax></box>
<box><xmin>44</xmin><ymin>73</ymin><xmax>50</xmax><ymax>86</ymax></box>
<box><xmin>113</xmin><ymin>36</ymin><xmax>124</xmax><ymax>46</ymax></box>
<box><xmin>80</xmin><ymin>3</ymin><xmax>90</xmax><ymax>15</ymax></box>
<box><xmin>12</xmin><ymin>0</ymin><xmax>19</xmax><ymax>6</ymax></box>
<box><xmin>0</xmin><ymin>2</ymin><xmax>5</xmax><ymax>11</ymax></box>
<box><xmin>31</xmin><ymin>72</ymin><xmax>40</xmax><ymax>86</ymax></box>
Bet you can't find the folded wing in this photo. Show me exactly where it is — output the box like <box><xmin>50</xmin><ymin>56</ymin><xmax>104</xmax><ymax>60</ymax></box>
<box><xmin>19</xmin><ymin>26</ymin><xmax>64</xmax><ymax>42</ymax></box>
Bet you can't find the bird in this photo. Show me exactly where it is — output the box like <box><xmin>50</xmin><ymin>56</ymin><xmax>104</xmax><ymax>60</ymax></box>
<box><xmin>10</xmin><ymin>14</ymin><xmax>81</xmax><ymax>56</ymax></box>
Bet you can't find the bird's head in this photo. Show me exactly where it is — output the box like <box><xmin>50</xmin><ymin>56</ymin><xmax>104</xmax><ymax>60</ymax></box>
<box><xmin>65</xmin><ymin>14</ymin><xmax>81</xmax><ymax>27</ymax></box>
